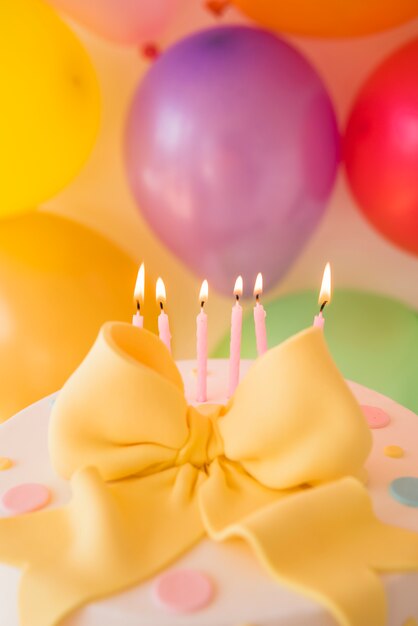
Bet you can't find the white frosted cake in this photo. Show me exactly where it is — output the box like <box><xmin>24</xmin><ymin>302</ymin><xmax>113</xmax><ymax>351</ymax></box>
<box><xmin>0</xmin><ymin>323</ymin><xmax>417</xmax><ymax>626</ymax></box>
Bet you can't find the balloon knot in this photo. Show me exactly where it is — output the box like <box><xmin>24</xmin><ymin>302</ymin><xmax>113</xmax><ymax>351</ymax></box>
<box><xmin>205</xmin><ymin>0</ymin><xmax>229</xmax><ymax>17</ymax></box>
<box><xmin>141</xmin><ymin>43</ymin><xmax>161</xmax><ymax>61</ymax></box>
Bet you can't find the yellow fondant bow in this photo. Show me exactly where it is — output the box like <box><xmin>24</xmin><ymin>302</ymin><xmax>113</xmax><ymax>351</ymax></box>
<box><xmin>0</xmin><ymin>323</ymin><xmax>417</xmax><ymax>626</ymax></box>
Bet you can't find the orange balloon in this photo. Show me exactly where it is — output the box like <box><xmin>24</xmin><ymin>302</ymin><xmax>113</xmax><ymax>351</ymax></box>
<box><xmin>0</xmin><ymin>212</ymin><xmax>156</xmax><ymax>422</ymax></box>
<box><xmin>231</xmin><ymin>0</ymin><xmax>418</xmax><ymax>37</ymax></box>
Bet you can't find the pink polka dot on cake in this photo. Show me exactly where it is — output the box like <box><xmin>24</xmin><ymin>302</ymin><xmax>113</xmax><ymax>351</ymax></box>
<box><xmin>361</xmin><ymin>405</ymin><xmax>391</xmax><ymax>429</ymax></box>
<box><xmin>2</xmin><ymin>483</ymin><xmax>51</xmax><ymax>514</ymax></box>
<box><xmin>153</xmin><ymin>569</ymin><xmax>214</xmax><ymax>613</ymax></box>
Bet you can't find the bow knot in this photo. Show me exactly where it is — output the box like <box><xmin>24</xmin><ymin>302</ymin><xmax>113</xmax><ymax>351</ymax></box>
<box><xmin>176</xmin><ymin>405</ymin><xmax>225</xmax><ymax>471</ymax></box>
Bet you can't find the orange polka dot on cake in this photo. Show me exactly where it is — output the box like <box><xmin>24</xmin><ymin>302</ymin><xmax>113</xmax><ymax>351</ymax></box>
<box><xmin>403</xmin><ymin>618</ymin><xmax>418</xmax><ymax>626</ymax></box>
<box><xmin>384</xmin><ymin>445</ymin><xmax>404</xmax><ymax>458</ymax></box>
<box><xmin>0</xmin><ymin>457</ymin><xmax>13</xmax><ymax>471</ymax></box>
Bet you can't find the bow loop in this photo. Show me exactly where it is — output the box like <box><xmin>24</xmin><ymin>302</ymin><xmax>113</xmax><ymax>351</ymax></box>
<box><xmin>219</xmin><ymin>328</ymin><xmax>372</xmax><ymax>490</ymax></box>
<box><xmin>50</xmin><ymin>322</ymin><xmax>190</xmax><ymax>481</ymax></box>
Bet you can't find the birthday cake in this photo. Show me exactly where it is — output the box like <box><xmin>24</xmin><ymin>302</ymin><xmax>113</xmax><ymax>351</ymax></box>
<box><xmin>0</xmin><ymin>322</ymin><xmax>417</xmax><ymax>626</ymax></box>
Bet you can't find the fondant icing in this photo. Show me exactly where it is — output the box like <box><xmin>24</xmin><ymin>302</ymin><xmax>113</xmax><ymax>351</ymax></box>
<box><xmin>0</xmin><ymin>324</ymin><xmax>416</xmax><ymax>626</ymax></box>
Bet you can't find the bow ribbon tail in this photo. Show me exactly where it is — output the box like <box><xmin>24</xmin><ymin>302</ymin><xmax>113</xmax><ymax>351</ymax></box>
<box><xmin>202</xmin><ymin>473</ymin><xmax>418</xmax><ymax>626</ymax></box>
<box><xmin>0</xmin><ymin>465</ymin><xmax>205</xmax><ymax>626</ymax></box>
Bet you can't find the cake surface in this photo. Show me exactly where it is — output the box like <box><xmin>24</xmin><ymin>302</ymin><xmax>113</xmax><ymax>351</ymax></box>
<box><xmin>0</xmin><ymin>357</ymin><xmax>417</xmax><ymax>626</ymax></box>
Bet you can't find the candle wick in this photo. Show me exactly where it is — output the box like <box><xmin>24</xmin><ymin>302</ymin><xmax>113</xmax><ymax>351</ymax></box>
<box><xmin>320</xmin><ymin>300</ymin><xmax>328</xmax><ymax>313</ymax></box>
<box><xmin>255</xmin><ymin>293</ymin><xmax>260</xmax><ymax>302</ymax></box>
<box><xmin>235</xmin><ymin>294</ymin><xmax>240</xmax><ymax>302</ymax></box>
<box><xmin>160</xmin><ymin>301</ymin><xmax>164</xmax><ymax>311</ymax></box>
<box><xmin>136</xmin><ymin>300</ymin><xmax>140</xmax><ymax>312</ymax></box>
<box><xmin>201</xmin><ymin>301</ymin><xmax>205</xmax><ymax>309</ymax></box>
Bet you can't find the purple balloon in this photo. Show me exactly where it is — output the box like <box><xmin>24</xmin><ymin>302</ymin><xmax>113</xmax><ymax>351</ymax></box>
<box><xmin>126</xmin><ymin>26</ymin><xmax>339</xmax><ymax>295</ymax></box>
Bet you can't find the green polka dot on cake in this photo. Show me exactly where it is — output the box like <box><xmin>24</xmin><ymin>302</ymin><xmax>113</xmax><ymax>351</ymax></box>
<box><xmin>390</xmin><ymin>477</ymin><xmax>418</xmax><ymax>507</ymax></box>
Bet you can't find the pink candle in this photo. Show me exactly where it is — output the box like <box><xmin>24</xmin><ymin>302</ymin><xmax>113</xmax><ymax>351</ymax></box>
<box><xmin>228</xmin><ymin>276</ymin><xmax>243</xmax><ymax>397</ymax></box>
<box><xmin>158</xmin><ymin>309</ymin><xmax>171</xmax><ymax>351</ymax></box>
<box><xmin>313</xmin><ymin>262</ymin><xmax>331</xmax><ymax>330</ymax></box>
<box><xmin>196</xmin><ymin>280</ymin><xmax>208</xmax><ymax>402</ymax></box>
<box><xmin>253</xmin><ymin>273</ymin><xmax>267</xmax><ymax>356</ymax></box>
<box><xmin>313</xmin><ymin>311</ymin><xmax>325</xmax><ymax>329</ymax></box>
<box><xmin>156</xmin><ymin>277</ymin><xmax>171</xmax><ymax>353</ymax></box>
<box><xmin>132</xmin><ymin>309</ymin><xmax>144</xmax><ymax>328</ymax></box>
<box><xmin>132</xmin><ymin>263</ymin><xmax>145</xmax><ymax>328</ymax></box>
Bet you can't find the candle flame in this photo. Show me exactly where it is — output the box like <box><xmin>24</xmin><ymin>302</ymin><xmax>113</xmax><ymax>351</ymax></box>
<box><xmin>233</xmin><ymin>275</ymin><xmax>243</xmax><ymax>297</ymax></box>
<box><xmin>199</xmin><ymin>279</ymin><xmax>208</xmax><ymax>303</ymax></box>
<box><xmin>156</xmin><ymin>277</ymin><xmax>166</xmax><ymax>304</ymax></box>
<box><xmin>318</xmin><ymin>262</ymin><xmax>332</xmax><ymax>307</ymax></box>
<box><xmin>134</xmin><ymin>263</ymin><xmax>145</xmax><ymax>303</ymax></box>
<box><xmin>253</xmin><ymin>272</ymin><xmax>263</xmax><ymax>297</ymax></box>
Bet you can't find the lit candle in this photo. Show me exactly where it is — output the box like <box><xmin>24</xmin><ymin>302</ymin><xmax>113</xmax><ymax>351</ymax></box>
<box><xmin>228</xmin><ymin>276</ymin><xmax>243</xmax><ymax>397</ymax></box>
<box><xmin>253</xmin><ymin>272</ymin><xmax>267</xmax><ymax>356</ymax></box>
<box><xmin>313</xmin><ymin>262</ymin><xmax>332</xmax><ymax>329</ymax></box>
<box><xmin>132</xmin><ymin>263</ymin><xmax>145</xmax><ymax>328</ymax></box>
<box><xmin>196</xmin><ymin>279</ymin><xmax>208</xmax><ymax>403</ymax></box>
<box><xmin>156</xmin><ymin>277</ymin><xmax>171</xmax><ymax>352</ymax></box>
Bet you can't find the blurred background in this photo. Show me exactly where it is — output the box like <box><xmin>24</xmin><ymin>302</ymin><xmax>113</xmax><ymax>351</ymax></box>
<box><xmin>1</xmin><ymin>0</ymin><xmax>418</xmax><ymax>419</ymax></box>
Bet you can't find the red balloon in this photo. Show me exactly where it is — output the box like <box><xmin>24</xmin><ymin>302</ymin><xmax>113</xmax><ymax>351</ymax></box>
<box><xmin>344</xmin><ymin>39</ymin><xmax>418</xmax><ymax>255</ymax></box>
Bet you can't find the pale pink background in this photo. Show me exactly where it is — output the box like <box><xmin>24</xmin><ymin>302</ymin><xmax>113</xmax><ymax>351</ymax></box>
<box><xmin>44</xmin><ymin>3</ymin><xmax>418</xmax><ymax>357</ymax></box>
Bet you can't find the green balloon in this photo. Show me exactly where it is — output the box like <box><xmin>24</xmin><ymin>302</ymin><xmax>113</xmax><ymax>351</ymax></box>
<box><xmin>212</xmin><ymin>289</ymin><xmax>418</xmax><ymax>414</ymax></box>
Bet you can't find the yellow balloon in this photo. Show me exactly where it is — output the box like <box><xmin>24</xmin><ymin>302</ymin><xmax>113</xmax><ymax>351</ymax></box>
<box><xmin>0</xmin><ymin>0</ymin><xmax>100</xmax><ymax>215</ymax></box>
<box><xmin>0</xmin><ymin>212</ymin><xmax>156</xmax><ymax>422</ymax></box>
<box><xmin>232</xmin><ymin>0</ymin><xmax>418</xmax><ymax>37</ymax></box>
